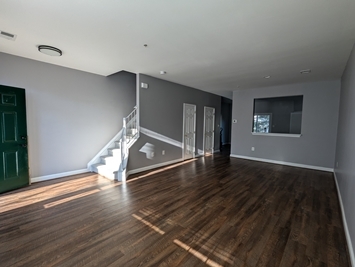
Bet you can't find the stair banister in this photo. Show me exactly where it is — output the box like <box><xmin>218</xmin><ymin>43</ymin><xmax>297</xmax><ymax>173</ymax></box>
<box><xmin>89</xmin><ymin>106</ymin><xmax>139</xmax><ymax>181</ymax></box>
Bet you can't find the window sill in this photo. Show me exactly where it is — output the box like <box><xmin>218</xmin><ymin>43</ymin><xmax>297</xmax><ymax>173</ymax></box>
<box><xmin>252</xmin><ymin>132</ymin><xmax>302</xmax><ymax>138</ymax></box>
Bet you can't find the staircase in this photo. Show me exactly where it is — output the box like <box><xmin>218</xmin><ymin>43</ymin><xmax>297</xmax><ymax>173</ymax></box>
<box><xmin>89</xmin><ymin>107</ymin><xmax>139</xmax><ymax>182</ymax></box>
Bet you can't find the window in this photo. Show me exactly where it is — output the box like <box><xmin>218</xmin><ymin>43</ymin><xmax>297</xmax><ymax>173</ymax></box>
<box><xmin>252</xmin><ymin>95</ymin><xmax>303</xmax><ymax>135</ymax></box>
<box><xmin>253</xmin><ymin>114</ymin><xmax>271</xmax><ymax>133</ymax></box>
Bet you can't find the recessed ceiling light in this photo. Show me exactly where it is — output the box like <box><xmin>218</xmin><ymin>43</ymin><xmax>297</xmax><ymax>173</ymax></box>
<box><xmin>160</xmin><ymin>71</ymin><xmax>166</xmax><ymax>75</ymax></box>
<box><xmin>300</xmin><ymin>69</ymin><xmax>311</xmax><ymax>74</ymax></box>
<box><xmin>264</xmin><ymin>75</ymin><xmax>271</xmax><ymax>79</ymax></box>
<box><xmin>38</xmin><ymin>45</ymin><xmax>62</xmax><ymax>57</ymax></box>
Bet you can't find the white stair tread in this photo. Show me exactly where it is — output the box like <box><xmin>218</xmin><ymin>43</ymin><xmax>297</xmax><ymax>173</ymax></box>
<box><xmin>90</xmin><ymin>122</ymin><xmax>138</xmax><ymax>181</ymax></box>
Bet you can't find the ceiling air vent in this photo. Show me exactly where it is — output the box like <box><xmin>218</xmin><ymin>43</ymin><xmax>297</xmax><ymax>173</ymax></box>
<box><xmin>0</xmin><ymin>30</ymin><xmax>17</xmax><ymax>41</ymax></box>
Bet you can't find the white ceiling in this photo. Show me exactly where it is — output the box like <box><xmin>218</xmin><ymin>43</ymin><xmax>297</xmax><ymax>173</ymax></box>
<box><xmin>1</xmin><ymin>0</ymin><xmax>355</xmax><ymax>99</ymax></box>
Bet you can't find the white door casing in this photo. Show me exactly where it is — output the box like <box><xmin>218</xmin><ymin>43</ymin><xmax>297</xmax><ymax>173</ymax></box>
<box><xmin>183</xmin><ymin>103</ymin><xmax>196</xmax><ymax>160</ymax></box>
<box><xmin>203</xmin><ymin>106</ymin><xmax>215</xmax><ymax>154</ymax></box>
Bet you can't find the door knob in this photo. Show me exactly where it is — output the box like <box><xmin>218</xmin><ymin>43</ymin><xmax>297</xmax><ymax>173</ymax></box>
<box><xmin>21</xmin><ymin>144</ymin><xmax>27</xmax><ymax>148</ymax></box>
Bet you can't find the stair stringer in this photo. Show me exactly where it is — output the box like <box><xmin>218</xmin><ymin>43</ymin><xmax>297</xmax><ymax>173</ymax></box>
<box><xmin>88</xmin><ymin>130</ymin><xmax>139</xmax><ymax>182</ymax></box>
<box><xmin>87</xmin><ymin>129</ymin><xmax>123</xmax><ymax>172</ymax></box>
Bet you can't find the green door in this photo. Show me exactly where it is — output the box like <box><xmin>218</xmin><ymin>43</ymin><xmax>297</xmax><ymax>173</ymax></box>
<box><xmin>0</xmin><ymin>85</ymin><xmax>29</xmax><ymax>194</ymax></box>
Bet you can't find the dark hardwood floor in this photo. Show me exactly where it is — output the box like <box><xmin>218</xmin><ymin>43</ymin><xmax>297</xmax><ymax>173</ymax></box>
<box><xmin>0</xmin><ymin>154</ymin><xmax>351</xmax><ymax>267</ymax></box>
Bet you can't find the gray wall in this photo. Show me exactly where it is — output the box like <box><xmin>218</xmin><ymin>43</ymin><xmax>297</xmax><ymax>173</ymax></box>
<box><xmin>128</xmin><ymin>134</ymin><xmax>182</xmax><ymax>171</ymax></box>
<box><xmin>231</xmin><ymin>80</ymin><xmax>340</xmax><ymax>168</ymax></box>
<box><xmin>128</xmin><ymin>74</ymin><xmax>221</xmax><ymax>171</ymax></box>
<box><xmin>0</xmin><ymin>52</ymin><xmax>136</xmax><ymax>178</ymax></box>
<box><xmin>334</xmin><ymin>43</ymin><xmax>355</xmax><ymax>259</ymax></box>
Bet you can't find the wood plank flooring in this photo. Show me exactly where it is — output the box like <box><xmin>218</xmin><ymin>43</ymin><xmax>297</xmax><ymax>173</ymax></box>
<box><xmin>0</xmin><ymin>154</ymin><xmax>351</xmax><ymax>267</ymax></box>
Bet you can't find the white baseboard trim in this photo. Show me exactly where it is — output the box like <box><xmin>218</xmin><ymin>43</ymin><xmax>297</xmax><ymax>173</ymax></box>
<box><xmin>31</xmin><ymin>169</ymin><xmax>89</xmax><ymax>183</ymax></box>
<box><xmin>127</xmin><ymin>158</ymin><xmax>183</xmax><ymax>176</ymax></box>
<box><xmin>334</xmin><ymin>172</ymin><xmax>355</xmax><ymax>267</ymax></box>
<box><xmin>230</xmin><ymin>154</ymin><xmax>334</xmax><ymax>172</ymax></box>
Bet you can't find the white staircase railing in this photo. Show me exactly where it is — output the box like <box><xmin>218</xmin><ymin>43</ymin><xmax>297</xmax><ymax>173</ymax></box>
<box><xmin>124</xmin><ymin>106</ymin><xmax>138</xmax><ymax>149</ymax></box>
<box><xmin>88</xmin><ymin>106</ymin><xmax>139</xmax><ymax>182</ymax></box>
<box><xmin>118</xmin><ymin>107</ymin><xmax>138</xmax><ymax>179</ymax></box>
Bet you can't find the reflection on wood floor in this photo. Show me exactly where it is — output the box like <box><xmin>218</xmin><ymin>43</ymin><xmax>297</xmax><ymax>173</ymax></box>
<box><xmin>0</xmin><ymin>154</ymin><xmax>351</xmax><ymax>266</ymax></box>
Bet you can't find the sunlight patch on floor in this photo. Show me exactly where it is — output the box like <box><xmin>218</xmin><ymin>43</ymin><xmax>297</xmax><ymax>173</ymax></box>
<box><xmin>1</xmin><ymin>175</ymin><xmax>95</xmax><ymax>200</ymax></box>
<box><xmin>1</xmin><ymin>178</ymin><xmax>123</xmax><ymax>213</ymax></box>
<box><xmin>132</xmin><ymin>214</ymin><xmax>165</xmax><ymax>235</ymax></box>
<box><xmin>173</xmin><ymin>239</ymin><xmax>223</xmax><ymax>267</ymax></box>
<box><xmin>2</xmin><ymin>158</ymin><xmax>198</xmax><ymax>213</ymax></box>
<box><xmin>43</xmin><ymin>189</ymin><xmax>100</xmax><ymax>208</ymax></box>
<box><xmin>127</xmin><ymin>158</ymin><xmax>198</xmax><ymax>183</ymax></box>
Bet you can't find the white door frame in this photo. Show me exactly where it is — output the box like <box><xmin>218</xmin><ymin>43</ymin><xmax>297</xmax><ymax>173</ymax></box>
<box><xmin>203</xmin><ymin>106</ymin><xmax>215</xmax><ymax>155</ymax></box>
<box><xmin>182</xmin><ymin>103</ymin><xmax>196</xmax><ymax>160</ymax></box>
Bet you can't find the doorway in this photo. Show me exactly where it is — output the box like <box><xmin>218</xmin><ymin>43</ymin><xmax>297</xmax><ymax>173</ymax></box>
<box><xmin>183</xmin><ymin>103</ymin><xmax>196</xmax><ymax>160</ymax></box>
<box><xmin>221</xmin><ymin>97</ymin><xmax>232</xmax><ymax>152</ymax></box>
<box><xmin>203</xmin><ymin>106</ymin><xmax>215</xmax><ymax>154</ymax></box>
<box><xmin>0</xmin><ymin>85</ymin><xmax>29</xmax><ymax>193</ymax></box>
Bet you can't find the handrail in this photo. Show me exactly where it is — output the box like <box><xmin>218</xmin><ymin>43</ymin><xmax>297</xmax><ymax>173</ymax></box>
<box><xmin>124</xmin><ymin>106</ymin><xmax>138</xmax><ymax>146</ymax></box>
<box><xmin>124</xmin><ymin>106</ymin><xmax>137</xmax><ymax>121</ymax></box>
<box><xmin>88</xmin><ymin>106</ymin><xmax>139</xmax><ymax>181</ymax></box>
<box><xmin>120</xmin><ymin>106</ymin><xmax>138</xmax><ymax>172</ymax></box>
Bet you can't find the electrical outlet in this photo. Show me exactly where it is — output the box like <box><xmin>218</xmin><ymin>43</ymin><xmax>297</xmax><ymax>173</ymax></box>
<box><xmin>162</xmin><ymin>150</ymin><xmax>165</xmax><ymax>155</ymax></box>
<box><xmin>251</xmin><ymin>147</ymin><xmax>255</xmax><ymax>151</ymax></box>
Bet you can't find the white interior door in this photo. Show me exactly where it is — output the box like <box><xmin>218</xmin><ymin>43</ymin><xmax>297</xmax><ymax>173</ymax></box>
<box><xmin>203</xmin><ymin>106</ymin><xmax>215</xmax><ymax>154</ymax></box>
<box><xmin>183</xmin><ymin>103</ymin><xmax>196</xmax><ymax>160</ymax></box>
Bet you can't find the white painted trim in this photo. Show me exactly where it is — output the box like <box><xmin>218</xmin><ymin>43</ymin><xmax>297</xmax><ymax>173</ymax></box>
<box><xmin>31</xmin><ymin>169</ymin><xmax>88</xmax><ymax>183</ymax></box>
<box><xmin>87</xmin><ymin>129</ymin><xmax>123</xmax><ymax>169</ymax></box>
<box><xmin>230</xmin><ymin>154</ymin><xmax>333</xmax><ymax>172</ymax></box>
<box><xmin>203</xmin><ymin>106</ymin><xmax>215</xmax><ymax>155</ymax></box>
<box><xmin>182</xmin><ymin>103</ymin><xmax>197</xmax><ymax>160</ymax></box>
<box><xmin>182</xmin><ymin>104</ymin><xmax>185</xmax><ymax>160</ymax></box>
<box><xmin>203</xmin><ymin>107</ymin><xmax>206</xmax><ymax>155</ymax></box>
<box><xmin>140</xmin><ymin>127</ymin><xmax>182</xmax><ymax>148</ymax></box>
<box><xmin>136</xmin><ymin>73</ymin><xmax>140</xmax><ymax>134</ymax></box>
<box><xmin>334</xmin><ymin>172</ymin><xmax>355</xmax><ymax>267</ymax></box>
<box><xmin>127</xmin><ymin>158</ymin><xmax>183</xmax><ymax>176</ymax></box>
<box><xmin>252</xmin><ymin>132</ymin><xmax>302</xmax><ymax>138</ymax></box>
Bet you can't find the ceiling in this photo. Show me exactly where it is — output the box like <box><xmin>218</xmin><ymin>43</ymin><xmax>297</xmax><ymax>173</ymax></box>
<box><xmin>1</xmin><ymin>1</ymin><xmax>355</xmax><ymax>99</ymax></box>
